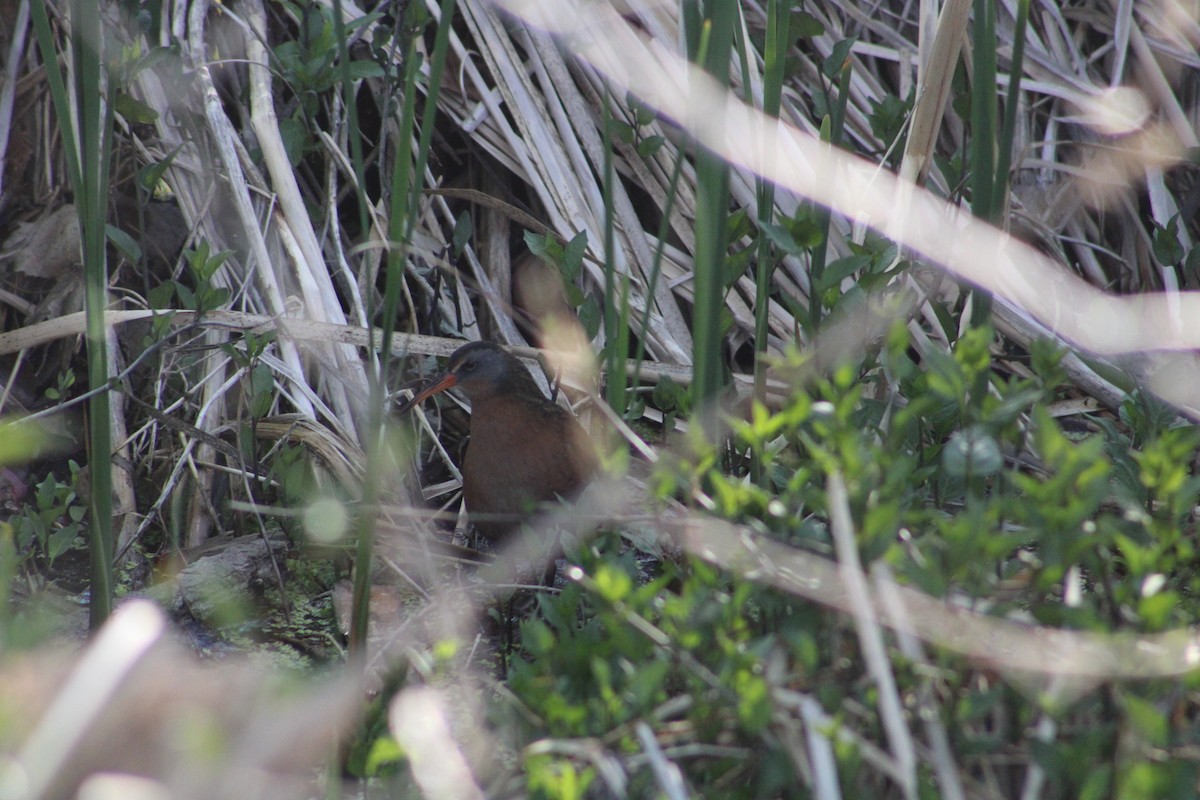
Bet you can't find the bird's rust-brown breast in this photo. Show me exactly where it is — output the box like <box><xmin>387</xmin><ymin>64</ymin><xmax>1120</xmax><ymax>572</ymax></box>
<box><xmin>462</xmin><ymin>393</ymin><xmax>598</xmax><ymax>539</ymax></box>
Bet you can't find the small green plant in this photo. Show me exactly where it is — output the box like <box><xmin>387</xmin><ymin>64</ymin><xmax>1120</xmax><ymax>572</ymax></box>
<box><xmin>221</xmin><ymin>330</ymin><xmax>278</xmax><ymax>421</ymax></box>
<box><xmin>268</xmin><ymin>442</ymin><xmax>318</xmax><ymax>507</ymax></box>
<box><xmin>11</xmin><ymin>462</ymin><xmax>87</xmax><ymax>576</ymax></box>
<box><xmin>524</xmin><ymin>230</ymin><xmax>600</xmax><ymax>340</ymax></box>
<box><xmin>149</xmin><ymin>240</ymin><xmax>234</xmax><ymax>315</ymax></box>
<box><xmin>178</xmin><ymin>241</ymin><xmax>233</xmax><ymax>314</ymax></box>
<box><xmin>1152</xmin><ymin>213</ymin><xmax>1186</xmax><ymax>271</ymax></box>
<box><xmin>270</xmin><ymin>3</ymin><xmax>386</xmax><ymax>166</ymax></box>
<box><xmin>43</xmin><ymin>368</ymin><xmax>76</xmax><ymax>402</ymax></box>
<box><xmin>868</xmin><ymin>91</ymin><xmax>913</xmax><ymax>164</ymax></box>
<box><xmin>607</xmin><ymin>93</ymin><xmax>664</xmax><ymax>159</ymax></box>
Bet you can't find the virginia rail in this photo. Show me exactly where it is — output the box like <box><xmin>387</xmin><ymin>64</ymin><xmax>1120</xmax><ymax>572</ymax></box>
<box><xmin>399</xmin><ymin>341</ymin><xmax>599</xmax><ymax>542</ymax></box>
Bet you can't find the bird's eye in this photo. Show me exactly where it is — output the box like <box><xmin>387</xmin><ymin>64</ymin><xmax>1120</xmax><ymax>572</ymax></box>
<box><xmin>460</xmin><ymin>360</ymin><xmax>476</xmax><ymax>372</ymax></box>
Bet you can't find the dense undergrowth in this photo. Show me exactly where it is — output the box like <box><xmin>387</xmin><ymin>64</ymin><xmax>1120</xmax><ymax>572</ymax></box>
<box><xmin>355</xmin><ymin>325</ymin><xmax>1200</xmax><ymax>799</ymax></box>
<box><xmin>2</xmin><ymin>0</ymin><xmax>1200</xmax><ymax>797</ymax></box>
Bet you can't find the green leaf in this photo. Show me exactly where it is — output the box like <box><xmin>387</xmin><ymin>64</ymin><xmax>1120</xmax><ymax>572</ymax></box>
<box><xmin>734</xmin><ymin>668</ymin><xmax>771</xmax><ymax>732</ymax></box>
<box><xmin>347</xmin><ymin>60</ymin><xmax>386</xmax><ymax>80</ymax></box>
<box><xmin>362</xmin><ymin>735</ymin><xmax>405</xmax><ymax>776</ymax></box>
<box><xmin>452</xmin><ymin>212</ymin><xmax>473</xmax><ymax>256</ymax></box>
<box><xmin>524</xmin><ymin>230</ymin><xmax>559</xmax><ymax>263</ymax></box>
<box><xmin>593</xmin><ymin>564</ymin><xmax>632</xmax><ymax>602</ymax></box>
<box><xmin>562</xmin><ymin>231</ymin><xmax>588</xmax><ymax>281</ymax></box>
<box><xmin>346</xmin><ymin>12</ymin><xmax>384</xmax><ymax>33</ymax></box>
<box><xmin>1121</xmin><ymin>693</ymin><xmax>1170</xmax><ymax>746</ymax></box>
<box><xmin>822</xmin><ymin>38</ymin><xmax>856</xmax><ymax>79</ymax></box>
<box><xmin>175</xmin><ymin>283</ymin><xmax>196</xmax><ymax>310</ymax></box>
<box><xmin>942</xmin><ymin>427</ymin><xmax>1004</xmax><ymax>477</ymax></box>
<box><xmin>924</xmin><ymin>347</ymin><xmax>965</xmax><ymax>403</ymax></box>
<box><xmin>562</xmin><ymin>282</ymin><xmax>585</xmax><ymax>308</ymax></box>
<box><xmin>578</xmin><ymin>295</ymin><xmax>601</xmax><ymax>340</ymax></box>
<box><xmin>105</xmin><ymin>224</ymin><xmax>142</xmax><ymax>263</ymax></box>
<box><xmin>243</xmin><ymin>330</ymin><xmax>278</xmax><ymax>359</ymax></box>
<box><xmin>278</xmin><ymin>113</ymin><xmax>307</xmax><ymax>167</ymax></box>
<box><xmin>817</xmin><ymin>254</ymin><xmax>870</xmax><ymax>292</ymax></box>
<box><xmin>195</xmin><ymin>249</ymin><xmax>232</xmax><ymax>282</ymax></box>
<box><xmin>199</xmin><ymin>287</ymin><xmax>231</xmax><ymax>313</ymax></box>
<box><xmin>652</xmin><ymin>374</ymin><xmax>683</xmax><ymax>411</ymax></box>
<box><xmin>789</xmin><ymin>208</ymin><xmax>826</xmax><ymax>248</ymax></box>
<box><xmin>1138</xmin><ymin>590</ymin><xmax>1178</xmax><ymax>630</ymax></box>
<box><xmin>1152</xmin><ymin>215</ymin><xmax>1185</xmax><ymax>265</ymax></box>
<box><xmin>1183</xmin><ymin>244</ymin><xmax>1200</xmax><ymax>286</ymax></box>
<box><xmin>113</xmin><ymin>91</ymin><xmax>158</xmax><ymax>124</ymax></box>
<box><xmin>636</xmin><ymin>134</ymin><xmax>664</xmax><ymax>157</ymax></box>
<box><xmin>725</xmin><ymin>244</ymin><xmax>753</xmax><ymax>285</ymax></box>
<box><xmin>726</xmin><ymin>209</ymin><xmax>752</xmax><ymax>243</ymax></box>
<box><xmin>606</xmin><ymin>117</ymin><xmax>636</xmax><ymax>144</ymax></box>
<box><xmin>273</xmin><ymin>41</ymin><xmax>302</xmax><ymax>74</ymax></box>
<box><xmin>869</xmin><ymin>94</ymin><xmax>910</xmax><ymax>150</ymax></box>
<box><xmin>137</xmin><ymin>146</ymin><xmax>181</xmax><ymax>192</ymax></box>
<box><xmin>251</xmin><ymin>361</ymin><xmax>274</xmax><ymax>392</ymax></box>
<box><xmin>627</xmin><ymin>91</ymin><xmax>656</xmax><ymax>126</ymax></box>
<box><xmin>47</xmin><ymin>522</ymin><xmax>81</xmax><ymax>561</ymax></box>
<box><xmin>1080</xmin><ymin>765</ymin><xmax>1113</xmax><ymax>800</ymax></box>
<box><xmin>760</xmin><ymin>221</ymin><xmax>801</xmax><ymax>254</ymax></box>
<box><xmin>791</xmin><ymin>11</ymin><xmax>825</xmax><ymax>39</ymax></box>
<box><xmin>250</xmin><ymin>363</ymin><xmax>275</xmax><ymax>418</ymax></box>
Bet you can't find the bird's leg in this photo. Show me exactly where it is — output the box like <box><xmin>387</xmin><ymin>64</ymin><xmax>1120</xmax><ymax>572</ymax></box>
<box><xmin>539</xmin><ymin>526</ymin><xmax>567</xmax><ymax>588</ymax></box>
<box><xmin>479</xmin><ymin>599</ymin><xmax>513</xmax><ymax>678</ymax></box>
<box><xmin>499</xmin><ymin>597</ymin><xmax>513</xmax><ymax>676</ymax></box>
<box><xmin>539</xmin><ymin>554</ymin><xmax>558</xmax><ymax>588</ymax></box>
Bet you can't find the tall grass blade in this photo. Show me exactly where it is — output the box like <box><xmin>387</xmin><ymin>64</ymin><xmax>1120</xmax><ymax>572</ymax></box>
<box><xmin>995</xmin><ymin>0</ymin><xmax>1030</xmax><ymax>215</ymax></box>
<box><xmin>632</xmin><ymin>155</ymin><xmax>684</xmax><ymax>374</ymax></box>
<box><xmin>969</xmin><ymin>0</ymin><xmax>999</xmax><ymax>322</ymax></box>
<box><xmin>332</xmin><ymin>0</ymin><xmax>371</xmax><ymax>237</ymax></box>
<box><xmin>808</xmin><ymin>61</ymin><xmax>852</xmax><ymax>334</ymax></box>
<box><xmin>969</xmin><ymin>0</ymin><xmax>997</xmax><ymax>223</ymax></box>
<box><xmin>32</xmin><ymin>0</ymin><xmax>115</xmax><ymax>628</ymax></box>
<box><xmin>751</xmin><ymin>0</ymin><xmax>789</xmax><ymax>409</ymax></box>
<box><xmin>602</xmin><ymin>99</ymin><xmax>629</xmax><ymax>415</ymax></box>
<box><xmin>687</xmin><ymin>2</ymin><xmax>737</xmax><ymax>424</ymax></box>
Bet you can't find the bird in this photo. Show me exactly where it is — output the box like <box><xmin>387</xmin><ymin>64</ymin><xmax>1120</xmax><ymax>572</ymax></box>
<box><xmin>398</xmin><ymin>341</ymin><xmax>599</xmax><ymax>544</ymax></box>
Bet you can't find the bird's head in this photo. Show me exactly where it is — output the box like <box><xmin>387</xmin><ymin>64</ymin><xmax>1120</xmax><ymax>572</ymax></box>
<box><xmin>399</xmin><ymin>341</ymin><xmax>534</xmax><ymax>411</ymax></box>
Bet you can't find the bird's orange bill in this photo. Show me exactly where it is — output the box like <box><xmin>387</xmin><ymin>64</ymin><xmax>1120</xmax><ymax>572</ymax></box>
<box><xmin>397</xmin><ymin>373</ymin><xmax>458</xmax><ymax>414</ymax></box>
